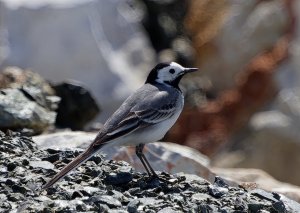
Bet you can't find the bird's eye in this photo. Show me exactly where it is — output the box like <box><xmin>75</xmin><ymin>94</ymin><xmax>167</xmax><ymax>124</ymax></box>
<box><xmin>169</xmin><ymin>69</ymin><xmax>175</xmax><ymax>74</ymax></box>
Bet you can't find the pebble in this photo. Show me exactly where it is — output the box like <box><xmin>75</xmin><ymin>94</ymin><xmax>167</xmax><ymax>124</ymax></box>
<box><xmin>104</xmin><ymin>172</ymin><xmax>133</xmax><ymax>185</ymax></box>
<box><xmin>29</xmin><ymin>160</ymin><xmax>55</xmax><ymax>170</ymax></box>
<box><xmin>89</xmin><ymin>195</ymin><xmax>122</xmax><ymax>208</ymax></box>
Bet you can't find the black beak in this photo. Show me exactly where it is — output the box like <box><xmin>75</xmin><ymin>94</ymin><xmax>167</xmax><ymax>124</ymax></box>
<box><xmin>184</xmin><ymin>67</ymin><xmax>198</xmax><ymax>73</ymax></box>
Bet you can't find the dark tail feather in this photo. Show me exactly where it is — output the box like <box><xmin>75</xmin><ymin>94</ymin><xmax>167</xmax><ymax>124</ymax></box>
<box><xmin>42</xmin><ymin>146</ymin><xmax>100</xmax><ymax>189</ymax></box>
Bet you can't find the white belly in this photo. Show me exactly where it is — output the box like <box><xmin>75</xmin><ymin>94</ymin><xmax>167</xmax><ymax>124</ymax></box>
<box><xmin>105</xmin><ymin>94</ymin><xmax>184</xmax><ymax>148</ymax></box>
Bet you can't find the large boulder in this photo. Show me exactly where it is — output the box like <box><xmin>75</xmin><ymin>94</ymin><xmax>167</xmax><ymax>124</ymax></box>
<box><xmin>0</xmin><ymin>67</ymin><xmax>59</xmax><ymax>134</ymax></box>
<box><xmin>0</xmin><ymin>88</ymin><xmax>56</xmax><ymax>134</ymax></box>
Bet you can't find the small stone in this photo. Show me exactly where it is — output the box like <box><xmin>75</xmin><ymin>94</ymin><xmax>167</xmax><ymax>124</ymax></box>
<box><xmin>208</xmin><ymin>185</ymin><xmax>228</xmax><ymax>198</ymax></box>
<box><xmin>98</xmin><ymin>204</ymin><xmax>110</xmax><ymax>212</ymax></box>
<box><xmin>81</xmin><ymin>186</ymin><xmax>100</xmax><ymax>196</ymax></box>
<box><xmin>89</xmin><ymin>195</ymin><xmax>121</xmax><ymax>208</ymax></box>
<box><xmin>109</xmin><ymin>210</ymin><xmax>128</xmax><ymax>213</ymax></box>
<box><xmin>214</xmin><ymin>176</ymin><xmax>229</xmax><ymax>188</ymax></box>
<box><xmin>11</xmin><ymin>185</ymin><xmax>29</xmax><ymax>194</ymax></box>
<box><xmin>5</xmin><ymin>178</ymin><xmax>19</xmax><ymax>186</ymax></box>
<box><xmin>167</xmin><ymin>178</ymin><xmax>178</xmax><ymax>184</ymax></box>
<box><xmin>248</xmin><ymin>203</ymin><xmax>265</xmax><ymax>212</ymax></box>
<box><xmin>157</xmin><ymin>207</ymin><xmax>180</xmax><ymax>213</ymax></box>
<box><xmin>272</xmin><ymin>201</ymin><xmax>286</xmax><ymax>212</ymax></box>
<box><xmin>192</xmin><ymin>193</ymin><xmax>211</xmax><ymax>202</ymax></box>
<box><xmin>90</xmin><ymin>155</ymin><xmax>102</xmax><ymax>164</ymax></box>
<box><xmin>127</xmin><ymin>199</ymin><xmax>140</xmax><ymax>213</ymax></box>
<box><xmin>0</xmin><ymin>194</ymin><xmax>7</xmax><ymax>202</ymax></box>
<box><xmin>251</xmin><ymin>189</ymin><xmax>279</xmax><ymax>202</ymax></box>
<box><xmin>105</xmin><ymin>172</ymin><xmax>133</xmax><ymax>185</ymax></box>
<box><xmin>108</xmin><ymin>190</ymin><xmax>127</xmax><ymax>202</ymax></box>
<box><xmin>71</xmin><ymin>191</ymin><xmax>83</xmax><ymax>199</ymax></box>
<box><xmin>42</xmin><ymin>154</ymin><xmax>60</xmax><ymax>163</ymax></box>
<box><xmin>29</xmin><ymin>161</ymin><xmax>54</xmax><ymax>170</ymax></box>
<box><xmin>0</xmin><ymin>165</ymin><xmax>7</xmax><ymax>174</ymax></box>
<box><xmin>45</xmin><ymin>148</ymin><xmax>61</xmax><ymax>154</ymax></box>
<box><xmin>128</xmin><ymin>187</ymin><xmax>141</xmax><ymax>196</ymax></box>
<box><xmin>7</xmin><ymin>162</ymin><xmax>18</xmax><ymax>171</ymax></box>
<box><xmin>22</xmin><ymin>159</ymin><xmax>29</xmax><ymax>166</ymax></box>
<box><xmin>76</xmin><ymin>203</ymin><xmax>87</xmax><ymax>212</ymax></box>
<box><xmin>13</xmin><ymin>166</ymin><xmax>26</xmax><ymax>176</ymax></box>
<box><xmin>7</xmin><ymin>193</ymin><xmax>23</xmax><ymax>202</ymax></box>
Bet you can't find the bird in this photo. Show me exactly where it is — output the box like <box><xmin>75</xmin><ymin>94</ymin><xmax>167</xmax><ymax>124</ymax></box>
<box><xmin>43</xmin><ymin>62</ymin><xmax>198</xmax><ymax>189</ymax></box>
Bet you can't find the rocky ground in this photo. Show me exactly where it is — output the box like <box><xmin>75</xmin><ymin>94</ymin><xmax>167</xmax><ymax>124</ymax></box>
<box><xmin>1</xmin><ymin>131</ymin><xmax>300</xmax><ymax>212</ymax></box>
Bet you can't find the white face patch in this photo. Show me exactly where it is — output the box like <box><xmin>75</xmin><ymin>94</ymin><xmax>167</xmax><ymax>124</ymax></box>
<box><xmin>156</xmin><ymin>62</ymin><xmax>185</xmax><ymax>84</ymax></box>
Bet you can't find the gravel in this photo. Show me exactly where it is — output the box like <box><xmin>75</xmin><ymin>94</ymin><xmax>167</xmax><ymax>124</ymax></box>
<box><xmin>0</xmin><ymin>130</ymin><xmax>300</xmax><ymax>212</ymax></box>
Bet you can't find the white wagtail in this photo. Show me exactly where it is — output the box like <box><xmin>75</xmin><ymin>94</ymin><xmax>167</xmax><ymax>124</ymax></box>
<box><xmin>43</xmin><ymin>62</ymin><xmax>198</xmax><ymax>189</ymax></box>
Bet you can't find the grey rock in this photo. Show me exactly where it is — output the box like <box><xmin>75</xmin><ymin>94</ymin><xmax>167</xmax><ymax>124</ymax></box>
<box><xmin>105</xmin><ymin>172</ymin><xmax>133</xmax><ymax>186</ymax></box>
<box><xmin>98</xmin><ymin>204</ymin><xmax>111</xmax><ymax>212</ymax></box>
<box><xmin>0</xmin><ymin>194</ymin><xmax>7</xmax><ymax>202</ymax></box>
<box><xmin>0</xmin><ymin>67</ymin><xmax>57</xmax><ymax>110</ymax></box>
<box><xmin>42</xmin><ymin>153</ymin><xmax>60</xmax><ymax>163</ymax></box>
<box><xmin>89</xmin><ymin>195</ymin><xmax>122</xmax><ymax>208</ymax></box>
<box><xmin>33</xmin><ymin>131</ymin><xmax>96</xmax><ymax>149</ymax></box>
<box><xmin>157</xmin><ymin>207</ymin><xmax>180</xmax><ymax>213</ymax></box>
<box><xmin>127</xmin><ymin>199</ymin><xmax>140</xmax><ymax>213</ymax></box>
<box><xmin>29</xmin><ymin>160</ymin><xmax>54</xmax><ymax>170</ymax></box>
<box><xmin>272</xmin><ymin>201</ymin><xmax>286</xmax><ymax>213</ymax></box>
<box><xmin>280</xmin><ymin>194</ymin><xmax>300</xmax><ymax>213</ymax></box>
<box><xmin>0</xmin><ymin>88</ymin><xmax>56</xmax><ymax>134</ymax></box>
<box><xmin>208</xmin><ymin>185</ymin><xmax>228</xmax><ymax>198</ymax></box>
<box><xmin>6</xmin><ymin>162</ymin><xmax>18</xmax><ymax>171</ymax></box>
<box><xmin>214</xmin><ymin>176</ymin><xmax>229</xmax><ymax>188</ymax></box>
<box><xmin>11</xmin><ymin>184</ymin><xmax>30</xmax><ymax>194</ymax></box>
<box><xmin>5</xmin><ymin>178</ymin><xmax>19</xmax><ymax>186</ymax></box>
<box><xmin>251</xmin><ymin>189</ymin><xmax>280</xmax><ymax>203</ymax></box>
<box><xmin>109</xmin><ymin>210</ymin><xmax>129</xmax><ymax>213</ymax></box>
<box><xmin>7</xmin><ymin>193</ymin><xmax>23</xmax><ymax>202</ymax></box>
<box><xmin>191</xmin><ymin>193</ymin><xmax>211</xmax><ymax>202</ymax></box>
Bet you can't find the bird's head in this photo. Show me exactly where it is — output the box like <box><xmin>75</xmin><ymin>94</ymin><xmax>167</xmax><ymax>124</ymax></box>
<box><xmin>145</xmin><ymin>62</ymin><xmax>198</xmax><ymax>88</ymax></box>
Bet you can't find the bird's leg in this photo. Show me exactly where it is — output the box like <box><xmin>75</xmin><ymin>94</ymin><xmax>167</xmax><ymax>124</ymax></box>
<box><xmin>141</xmin><ymin>154</ymin><xmax>158</xmax><ymax>178</ymax></box>
<box><xmin>135</xmin><ymin>144</ymin><xmax>158</xmax><ymax>177</ymax></box>
<box><xmin>136</xmin><ymin>144</ymin><xmax>151</xmax><ymax>176</ymax></box>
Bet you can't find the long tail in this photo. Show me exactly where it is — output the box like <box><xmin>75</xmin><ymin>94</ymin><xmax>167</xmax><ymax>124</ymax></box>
<box><xmin>42</xmin><ymin>145</ymin><xmax>101</xmax><ymax>189</ymax></box>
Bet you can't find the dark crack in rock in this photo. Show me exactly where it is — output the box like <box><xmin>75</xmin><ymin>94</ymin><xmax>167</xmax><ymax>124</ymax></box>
<box><xmin>0</xmin><ymin>130</ymin><xmax>300</xmax><ymax>212</ymax></box>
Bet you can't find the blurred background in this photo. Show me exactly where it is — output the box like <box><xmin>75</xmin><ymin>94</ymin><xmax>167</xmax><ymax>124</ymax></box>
<box><xmin>0</xmin><ymin>0</ymin><xmax>300</xmax><ymax>188</ymax></box>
